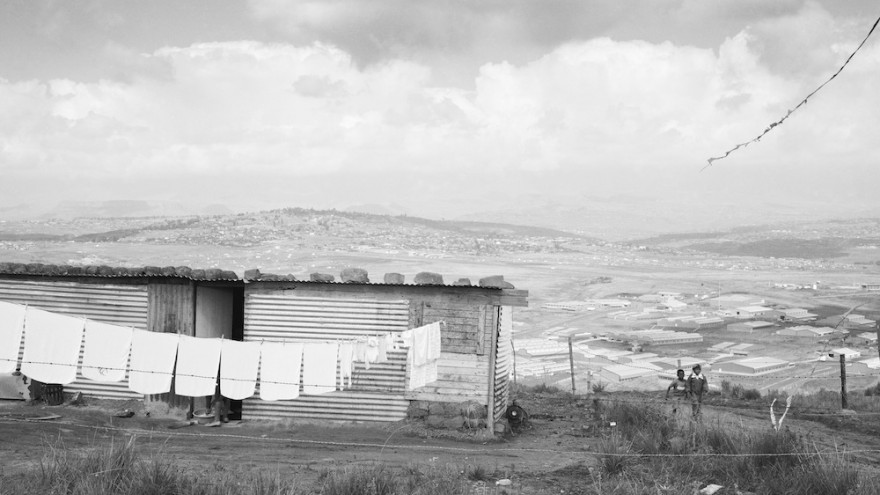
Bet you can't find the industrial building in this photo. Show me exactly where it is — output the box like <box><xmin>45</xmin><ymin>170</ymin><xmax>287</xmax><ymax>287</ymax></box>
<box><xmin>777</xmin><ymin>325</ymin><xmax>836</xmax><ymax>339</ymax></box>
<box><xmin>620</xmin><ymin>329</ymin><xmax>703</xmax><ymax>345</ymax></box>
<box><xmin>734</xmin><ymin>306</ymin><xmax>779</xmax><ymax>320</ymax></box>
<box><xmin>829</xmin><ymin>348</ymin><xmax>861</xmax><ymax>360</ymax></box>
<box><xmin>715</xmin><ymin>357</ymin><xmax>789</xmax><ymax>375</ymax></box>
<box><xmin>727</xmin><ymin>321</ymin><xmax>776</xmax><ymax>333</ymax></box>
<box><xmin>778</xmin><ymin>308</ymin><xmax>817</xmax><ymax>322</ymax></box>
<box><xmin>600</xmin><ymin>363</ymin><xmax>660</xmax><ymax>383</ymax></box>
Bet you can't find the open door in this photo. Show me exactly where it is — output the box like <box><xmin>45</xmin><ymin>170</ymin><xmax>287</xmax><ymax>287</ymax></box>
<box><xmin>195</xmin><ymin>285</ymin><xmax>245</xmax><ymax>419</ymax></box>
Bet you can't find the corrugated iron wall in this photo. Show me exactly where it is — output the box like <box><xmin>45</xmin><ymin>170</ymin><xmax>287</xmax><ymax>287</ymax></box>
<box><xmin>242</xmin><ymin>292</ymin><xmax>411</xmax><ymax>422</ymax></box>
<box><xmin>0</xmin><ymin>279</ymin><xmax>147</xmax><ymax>400</ymax></box>
<box><xmin>493</xmin><ymin>306</ymin><xmax>513</xmax><ymax>423</ymax></box>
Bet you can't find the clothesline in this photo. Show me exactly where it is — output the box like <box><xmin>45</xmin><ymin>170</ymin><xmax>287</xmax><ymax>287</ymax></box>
<box><xmin>1</xmin><ymin>357</ymin><xmax>403</xmax><ymax>387</ymax></box>
<box><xmin>0</xmin><ymin>301</ymin><xmax>444</xmax><ymax>400</ymax></box>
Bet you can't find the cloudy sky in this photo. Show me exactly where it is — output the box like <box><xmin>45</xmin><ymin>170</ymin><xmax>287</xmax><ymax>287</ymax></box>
<box><xmin>1</xmin><ymin>0</ymin><xmax>879</xmax><ymax>227</ymax></box>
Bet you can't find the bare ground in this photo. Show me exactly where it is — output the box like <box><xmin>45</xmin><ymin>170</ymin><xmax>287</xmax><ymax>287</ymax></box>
<box><xmin>2</xmin><ymin>391</ymin><xmax>880</xmax><ymax>493</ymax></box>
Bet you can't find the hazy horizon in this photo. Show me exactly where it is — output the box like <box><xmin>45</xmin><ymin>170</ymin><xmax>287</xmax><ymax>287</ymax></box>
<box><xmin>2</xmin><ymin>1</ymin><xmax>880</xmax><ymax>235</ymax></box>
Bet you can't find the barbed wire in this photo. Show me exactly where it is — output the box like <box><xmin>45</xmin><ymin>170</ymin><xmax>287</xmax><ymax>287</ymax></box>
<box><xmin>2</xmin><ymin>416</ymin><xmax>879</xmax><ymax>460</ymax></box>
<box><xmin>5</xmin><ymin>355</ymin><xmax>880</xmax><ymax>414</ymax></box>
<box><xmin>1</xmin><ymin>357</ymin><xmax>412</xmax><ymax>392</ymax></box>
<box><xmin>576</xmin><ymin>394</ymin><xmax>880</xmax><ymax>417</ymax></box>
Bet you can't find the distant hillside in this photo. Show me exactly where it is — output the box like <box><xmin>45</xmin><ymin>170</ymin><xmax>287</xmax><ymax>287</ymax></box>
<box><xmin>0</xmin><ymin>207</ymin><xmax>591</xmax><ymax>257</ymax></box>
<box><xmin>629</xmin><ymin>218</ymin><xmax>880</xmax><ymax>260</ymax></box>
<box><xmin>457</xmin><ymin>195</ymin><xmax>880</xmax><ymax>240</ymax></box>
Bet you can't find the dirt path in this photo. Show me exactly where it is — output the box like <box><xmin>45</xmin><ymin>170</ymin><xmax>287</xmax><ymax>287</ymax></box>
<box><xmin>3</xmin><ymin>393</ymin><xmax>879</xmax><ymax>490</ymax></box>
<box><xmin>0</xmin><ymin>397</ymin><xmax>596</xmax><ymax>486</ymax></box>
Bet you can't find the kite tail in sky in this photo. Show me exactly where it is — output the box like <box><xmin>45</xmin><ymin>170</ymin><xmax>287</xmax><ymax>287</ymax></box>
<box><xmin>703</xmin><ymin>13</ymin><xmax>880</xmax><ymax>171</ymax></box>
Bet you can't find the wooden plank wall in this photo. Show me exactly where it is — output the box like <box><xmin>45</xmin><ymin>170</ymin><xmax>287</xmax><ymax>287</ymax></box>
<box><xmin>147</xmin><ymin>281</ymin><xmax>195</xmax><ymax>336</ymax></box>
<box><xmin>418</xmin><ymin>301</ymin><xmax>492</xmax><ymax>355</ymax></box>
<box><xmin>405</xmin><ymin>303</ymin><xmax>496</xmax><ymax>404</ymax></box>
<box><xmin>147</xmin><ymin>281</ymin><xmax>196</xmax><ymax>409</ymax></box>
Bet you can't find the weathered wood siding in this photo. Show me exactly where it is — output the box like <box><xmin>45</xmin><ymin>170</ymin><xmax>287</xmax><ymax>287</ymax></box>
<box><xmin>0</xmin><ymin>279</ymin><xmax>147</xmax><ymax>399</ymax></box>
<box><xmin>242</xmin><ymin>292</ymin><xmax>411</xmax><ymax>422</ymax></box>
<box><xmin>146</xmin><ymin>281</ymin><xmax>197</xmax><ymax>409</ymax></box>
<box><xmin>416</xmin><ymin>302</ymin><xmax>491</xmax><ymax>355</ymax></box>
<box><xmin>404</xmin><ymin>352</ymin><xmax>490</xmax><ymax>403</ymax></box>
<box><xmin>405</xmin><ymin>303</ymin><xmax>496</xmax><ymax>404</ymax></box>
<box><xmin>147</xmin><ymin>282</ymin><xmax>195</xmax><ymax>336</ymax></box>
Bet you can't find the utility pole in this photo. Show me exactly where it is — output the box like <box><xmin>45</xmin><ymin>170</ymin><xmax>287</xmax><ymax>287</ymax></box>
<box><xmin>568</xmin><ymin>335</ymin><xmax>576</xmax><ymax>394</ymax></box>
<box><xmin>840</xmin><ymin>353</ymin><xmax>848</xmax><ymax>410</ymax></box>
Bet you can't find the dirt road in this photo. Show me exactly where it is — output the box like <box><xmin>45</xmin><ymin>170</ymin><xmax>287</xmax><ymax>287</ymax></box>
<box><xmin>2</xmin><ymin>392</ymin><xmax>879</xmax><ymax>491</ymax></box>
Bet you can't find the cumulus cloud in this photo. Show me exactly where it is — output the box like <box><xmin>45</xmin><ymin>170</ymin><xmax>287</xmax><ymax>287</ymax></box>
<box><xmin>2</xmin><ymin>1</ymin><xmax>880</xmax><ymax>211</ymax></box>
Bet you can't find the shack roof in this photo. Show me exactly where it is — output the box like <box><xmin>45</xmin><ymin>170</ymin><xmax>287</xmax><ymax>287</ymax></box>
<box><xmin>0</xmin><ymin>262</ymin><xmax>528</xmax><ymax>305</ymax></box>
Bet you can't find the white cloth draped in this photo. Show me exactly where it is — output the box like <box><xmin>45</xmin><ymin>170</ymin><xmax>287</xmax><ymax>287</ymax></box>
<box><xmin>338</xmin><ymin>342</ymin><xmax>354</xmax><ymax>390</ymax></box>
<box><xmin>81</xmin><ymin>321</ymin><xmax>132</xmax><ymax>382</ymax></box>
<box><xmin>174</xmin><ymin>335</ymin><xmax>222</xmax><ymax>397</ymax></box>
<box><xmin>260</xmin><ymin>342</ymin><xmax>303</xmax><ymax>401</ymax></box>
<box><xmin>220</xmin><ymin>340</ymin><xmax>260</xmax><ymax>400</ymax></box>
<box><xmin>20</xmin><ymin>307</ymin><xmax>84</xmax><ymax>384</ymax></box>
<box><xmin>128</xmin><ymin>330</ymin><xmax>180</xmax><ymax>395</ymax></box>
<box><xmin>0</xmin><ymin>301</ymin><xmax>26</xmax><ymax>373</ymax></box>
<box><xmin>302</xmin><ymin>342</ymin><xmax>338</xmax><ymax>395</ymax></box>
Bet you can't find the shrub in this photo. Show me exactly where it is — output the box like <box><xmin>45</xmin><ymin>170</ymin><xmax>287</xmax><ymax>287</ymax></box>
<box><xmin>595</xmin><ymin>432</ymin><xmax>633</xmax><ymax>476</ymax></box>
<box><xmin>741</xmin><ymin>388</ymin><xmax>762</xmax><ymax>400</ymax></box>
<box><xmin>319</xmin><ymin>465</ymin><xmax>397</xmax><ymax>495</ymax></box>
<box><xmin>530</xmin><ymin>382</ymin><xmax>561</xmax><ymax>394</ymax></box>
<box><xmin>464</xmin><ymin>464</ymin><xmax>490</xmax><ymax>482</ymax></box>
<box><xmin>591</xmin><ymin>381</ymin><xmax>607</xmax><ymax>393</ymax></box>
<box><xmin>7</xmin><ymin>436</ymin><xmax>303</xmax><ymax>495</ymax></box>
<box><xmin>599</xmin><ymin>400</ymin><xmax>669</xmax><ymax>440</ymax></box>
<box><xmin>762</xmin><ymin>457</ymin><xmax>863</xmax><ymax>495</ymax></box>
<box><xmin>750</xmin><ymin>429</ymin><xmax>805</xmax><ymax>471</ymax></box>
<box><xmin>864</xmin><ymin>382</ymin><xmax>880</xmax><ymax>397</ymax></box>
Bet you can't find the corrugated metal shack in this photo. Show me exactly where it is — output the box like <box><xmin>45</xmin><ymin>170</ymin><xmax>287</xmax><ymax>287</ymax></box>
<box><xmin>241</xmin><ymin>271</ymin><xmax>527</xmax><ymax>430</ymax></box>
<box><xmin>0</xmin><ymin>263</ymin><xmax>527</xmax><ymax>431</ymax></box>
<box><xmin>0</xmin><ymin>262</ymin><xmax>241</xmax><ymax>408</ymax></box>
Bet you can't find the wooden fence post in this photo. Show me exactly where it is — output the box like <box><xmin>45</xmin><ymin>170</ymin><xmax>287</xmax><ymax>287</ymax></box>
<box><xmin>568</xmin><ymin>335</ymin><xmax>576</xmax><ymax>394</ymax></box>
<box><xmin>840</xmin><ymin>353</ymin><xmax>848</xmax><ymax>410</ymax></box>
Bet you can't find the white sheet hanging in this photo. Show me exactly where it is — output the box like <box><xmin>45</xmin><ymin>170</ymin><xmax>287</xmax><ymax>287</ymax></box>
<box><xmin>20</xmin><ymin>307</ymin><xmax>84</xmax><ymax>384</ymax></box>
<box><xmin>128</xmin><ymin>330</ymin><xmax>179</xmax><ymax>395</ymax></box>
<box><xmin>81</xmin><ymin>321</ymin><xmax>132</xmax><ymax>382</ymax></box>
<box><xmin>174</xmin><ymin>335</ymin><xmax>222</xmax><ymax>397</ymax></box>
<box><xmin>220</xmin><ymin>340</ymin><xmax>260</xmax><ymax>400</ymax></box>
<box><xmin>376</xmin><ymin>335</ymin><xmax>389</xmax><ymax>363</ymax></box>
<box><xmin>302</xmin><ymin>342</ymin><xmax>338</xmax><ymax>395</ymax></box>
<box><xmin>338</xmin><ymin>342</ymin><xmax>354</xmax><ymax>390</ymax></box>
<box><xmin>427</xmin><ymin>322</ymin><xmax>442</xmax><ymax>360</ymax></box>
<box><xmin>412</xmin><ymin>325</ymin><xmax>429</xmax><ymax>366</ymax></box>
<box><xmin>0</xmin><ymin>301</ymin><xmax>26</xmax><ymax>373</ymax></box>
<box><xmin>424</xmin><ymin>360</ymin><xmax>438</xmax><ymax>385</ymax></box>
<box><xmin>260</xmin><ymin>342</ymin><xmax>303</xmax><ymax>401</ymax></box>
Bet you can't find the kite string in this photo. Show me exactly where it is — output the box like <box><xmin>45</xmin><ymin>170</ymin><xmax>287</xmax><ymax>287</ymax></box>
<box><xmin>703</xmin><ymin>13</ymin><xmax>880</xmax><ymax>171</ymax></box>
